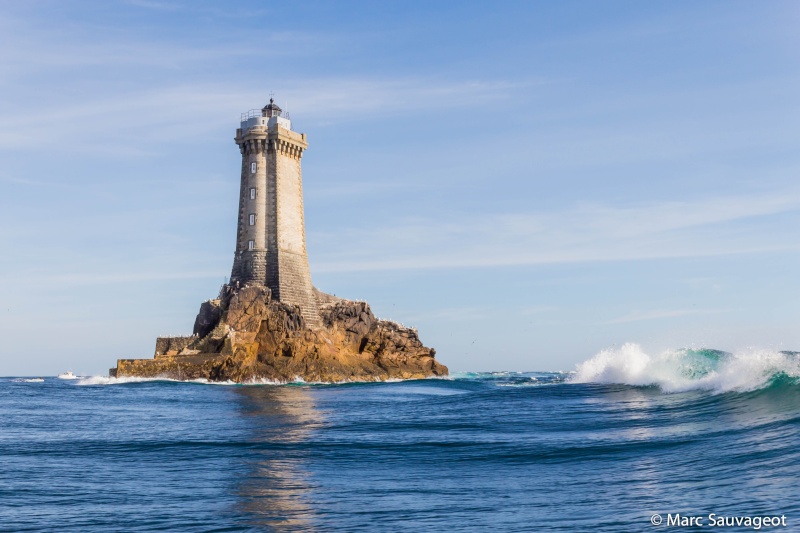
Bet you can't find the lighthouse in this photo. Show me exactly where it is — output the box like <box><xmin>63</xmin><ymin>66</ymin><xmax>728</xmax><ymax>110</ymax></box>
<box><xmin>230</xmin><ymin>98</ymin><xmax>320</xmax><ymax>327</ymax></box>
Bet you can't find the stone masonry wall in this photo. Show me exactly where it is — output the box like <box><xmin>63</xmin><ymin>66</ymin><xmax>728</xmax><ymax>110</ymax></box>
<box><xmin>154</xmin><ymin>336</ymin><xmax>194</xmax><ymax>356</ymax></box>
<box><xmin>275</xmin><ymin>145</ymin><xmax>305</xmax><ymax>254</ymax></box>
<box><xmin>232</xmin><ymin>250</ymin><xmax>267</xmax><ymax>285</ymax></box>
<box><xmin>277</xmin><ymin>249</ymin><xmax>320</xmax><ymax>327</ymax></box>
<box><xmin>231</xmin><ymin>122</ymin><xmax>319</xmax><ymax>327</ymax></box>
<box><xmin>229</xmin><ymin>147</ymin><xmax>248</xmax><ymax>284</ymax></box>
<box><xmin>231</xmin><ymin>133</ymin><xmax>270</xmax><ymax>286</ymax></box>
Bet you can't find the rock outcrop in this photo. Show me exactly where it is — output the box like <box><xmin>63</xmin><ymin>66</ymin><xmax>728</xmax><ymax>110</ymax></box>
<box><xmin>111</xmin><ymin>285</ymin><xmax>447</xmax><ymax>383</ymax></box>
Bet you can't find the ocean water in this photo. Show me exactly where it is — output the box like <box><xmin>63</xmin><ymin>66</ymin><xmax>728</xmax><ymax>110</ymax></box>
<box><xmin>3</xmin><ymin>344</ymin><xmax>800</xmax><ymax>532</ymax></box>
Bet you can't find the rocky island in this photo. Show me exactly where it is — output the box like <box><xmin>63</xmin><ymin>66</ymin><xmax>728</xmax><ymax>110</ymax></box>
<box><xmin>111</xmin><ymin>285</ymin><xmax>446</xmax><ymax>382</ymax></box>
<box><xmin>110</xmin><ymin>98</ymin><xmax>447</xmax><ymax>382</ymax></box>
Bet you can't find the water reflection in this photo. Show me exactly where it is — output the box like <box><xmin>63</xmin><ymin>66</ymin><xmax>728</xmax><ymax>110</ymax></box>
<box><xmin>233</xmin><ymin>386</ymin><xmax>324</xmax><ymax>531</ymax></box>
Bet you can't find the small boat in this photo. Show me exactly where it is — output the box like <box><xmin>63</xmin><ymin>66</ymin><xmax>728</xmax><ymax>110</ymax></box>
<box><xmin>57</xmin><ymin>371</ymin><xmax>77</xmax><ymax>380</ymax></box>
<box><xmin>27</xmin><ymin>378</ymin><xmax>45</xmax><ymax>383</ymax></box>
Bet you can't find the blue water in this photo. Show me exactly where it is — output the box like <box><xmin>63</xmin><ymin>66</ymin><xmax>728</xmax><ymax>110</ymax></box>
<box><xmin>3</xmin><ymin>353</ymin><xmax>800</xmax><ymax>531</ymax></box>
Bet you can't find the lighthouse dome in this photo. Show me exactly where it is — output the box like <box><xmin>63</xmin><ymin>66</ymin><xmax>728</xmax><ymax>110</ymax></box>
<box><xmin>262</xmin><ymin>98</ymin><xmax>282</xmax><ymax>118</ymax></box>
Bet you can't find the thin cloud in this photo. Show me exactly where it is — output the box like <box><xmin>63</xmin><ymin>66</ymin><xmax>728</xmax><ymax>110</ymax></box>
<box><xmin>520</xmin><ymin>306</ymin><xmax>559</xmax><ymax>315</ymax></box>
<box><xmin>604</xmin><ymin>308</ymin><xmax>731</xmax><ymax>324</ymax></box>
<box><xmin>310</xmin><ymin>190</ymin><xmax>800</xmax><ymax>272</ymax></box>
<box><xmin>0</xmin><ymin>15</ymin><xmax>331</xmax><ymax>72</ymax></box>
<box><xmin>39</xmin><ymin>270</ymin><xmax>224</xmax><ymax>285</ymax></box>
<box><xmin>124</xmin><ymin>0</ymin><xmax>182</xmax><ymax>10</ymax></box>
<box><xmin>313</xmin><ymin>244</ymin><xmax>796</xmax><ymax>273</ymax></box>
<box><xmin>0</xmin><ymin>78</ymin><xmax>529</xmax><ymax>152</ymax></box>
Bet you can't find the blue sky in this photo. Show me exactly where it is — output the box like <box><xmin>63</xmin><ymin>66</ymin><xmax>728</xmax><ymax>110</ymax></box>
<box><xmin>1</xmin><ymin>1</ymin><xmax>800</xmax><ymax>375</ymax></box>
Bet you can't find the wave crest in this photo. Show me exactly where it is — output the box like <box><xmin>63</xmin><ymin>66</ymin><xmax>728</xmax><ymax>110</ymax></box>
<box><xmin>570</xmin><ymin>343</ymin><xmax>800</xmax><ymax>393</ymax></box>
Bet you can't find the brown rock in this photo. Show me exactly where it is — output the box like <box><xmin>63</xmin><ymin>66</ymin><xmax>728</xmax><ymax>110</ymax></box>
<box><xmin>193</xmin><ymin>299</ymin><xmax>222</xmax><ymax>338</ymax></box>
<box><xmin>225</xmin><ymin>285</ymin><xmax>272</xmax><ymax>341</ymax></box>
<box><xmin>112</xmin><ymin>284</ymin><xmax>447</xmax><ymax>383</ymax></box>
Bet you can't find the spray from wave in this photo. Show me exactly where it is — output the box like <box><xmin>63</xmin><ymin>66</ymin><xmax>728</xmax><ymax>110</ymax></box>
<box><xmin>570</xmin><ymin>343</ymin><xmax>800</xmax><ymax>393</ymax></box>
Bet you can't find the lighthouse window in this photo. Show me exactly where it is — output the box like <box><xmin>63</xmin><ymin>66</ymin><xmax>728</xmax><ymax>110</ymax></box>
<box><xmin>249</xmin><ymin>214</ymin><xmax>255</xmax><ymax>226</ymax></box>
<box><xmin>250</xmin><ymin>162</ymin><xmax>257</xmax><ymax>174</ymax></box>
<box><xmin>248</xmin><ymin>240</ymin><xmax>254</xmax><ymax>251</ymax></box>
<box><xmin>249</xmin><ymin>188</ymin><xmax>256</xmax><ymax>200</ymax></box>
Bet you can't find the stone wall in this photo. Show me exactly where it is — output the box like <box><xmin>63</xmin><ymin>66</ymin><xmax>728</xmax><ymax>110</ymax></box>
<box><xmin>154</xmin><ymin>336</ymin><xmax>194</xmax><ymax>356</ymax></box>
<box><xmin>231</xmin><ymin>250</ymin><xmax>267</xmax><ymax>285</ymax></box>
<box><xmin>231</xmin><ymin>121</ymin><xmax>319</xmax><ymax>328</ymax></box>
<box><xmin>275</xmin><ymin>148</ymin><xmax>305</xmax><ymax>254</ymax></box>
<box><xmin>275</xmin><ymin>249</ymin><xmax>320</xmax><ymax>327</ymax></box>
<box><xmin>231</xmin><ymin>131</ymin><xmax>269</xmax><ymax>285</ymax></box>
<box><xmin>313</xmin><ymin>287</ymin><xmax>343</xmax><ymax>306</ymax></box>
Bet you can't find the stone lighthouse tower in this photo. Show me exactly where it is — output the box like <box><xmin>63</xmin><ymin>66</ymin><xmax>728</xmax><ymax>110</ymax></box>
<box><xmin>230</xmin><ymin>98</ymin><xmax>320</xmax><ymax>327</ymax></box>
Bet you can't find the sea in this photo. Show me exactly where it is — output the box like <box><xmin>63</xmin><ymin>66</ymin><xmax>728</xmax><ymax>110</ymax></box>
<box><xmin>3</xmin><ymin>343</ymin><xmax>799</xmax><ymax>532</ymax></box>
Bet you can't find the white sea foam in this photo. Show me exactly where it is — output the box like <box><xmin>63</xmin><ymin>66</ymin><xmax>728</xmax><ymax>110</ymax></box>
<box><xmin>72</xmin><ymin>374</ymin><xmax>434</xmax><ymax>386</ymax></box>
<box><xmin>570</xmin><ymin>343</ymin><xmax>800</xmax><ymax>393</ymax></box>
<box><xmin>75</xmin><ymin>375</ymin><xmax>178</xmax><ymax>386</ymax></box>
<box><xmin>75</xmin><ymin>375</ymin><xmax>268</xmax><ymax>386</ymax></box>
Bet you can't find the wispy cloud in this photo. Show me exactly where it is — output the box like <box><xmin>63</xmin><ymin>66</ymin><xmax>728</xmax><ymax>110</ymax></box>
<box><xmin>311</xmin><ymin>189</ymin><xmax>800</xmax><ymax>272</ymax></box>
<box><xmin>603</xmin><ymin>308</ymin><xmax>731</xmax><ymax>324</ymax></box>
<box><xmin>286</xmin><ymin>78</ymin><xmax>531</xmax><ymax>119</ymax></box>
<box><xmin>0</xmin><ymin>5</ymin><xmax>534</xmax><ymax>154</ymax></box>
<box><xmin>123</xmin><ymin>0</ymin><xmax>181</xmax><ymax>10</ymax></box>
<box><xmin>37</xmin><ymin>270</ymin><xmax>224</xmax><ymax>285</ymax></box>
<box><xmin>520</xmin><ymin>306</ymin><xmax>559</xmax><ymax>315</ymax></box>
<box><xmin>0</xmin><ymin>12</ymin><xmax>328</xmax><ymax>73</ymax></box>
<box><xmin>0</xmin><ymin>78</ymin><xmax>528</xmax><ymax>153</ymax></box>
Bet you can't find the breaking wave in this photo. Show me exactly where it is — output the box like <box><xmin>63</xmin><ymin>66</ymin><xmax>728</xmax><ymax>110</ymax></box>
<box><xmin>68</xmin><ymin>349</ymin><xmax>800</xmax><ymax>394</ymax></box>
<box><xmin>75</xmin><ymin>375</ymin><xmax>388</xmax><ymax>387</ymax></box>
<box><xmin>570</xmin><ymin>342</ymin><xmax>800</xmax><ymax>393</ymax></box>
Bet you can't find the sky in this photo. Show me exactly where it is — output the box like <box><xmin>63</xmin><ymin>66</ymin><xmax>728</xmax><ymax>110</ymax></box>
<box><xmin>1</xmin><ymin>0</ymin><xmax>800</xmax><ymax>375</ymax></box>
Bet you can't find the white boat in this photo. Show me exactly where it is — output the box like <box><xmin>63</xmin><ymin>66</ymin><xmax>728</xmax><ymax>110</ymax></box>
<box><xmin>57</xmin><ymin>371</ymin><xmax>77</xmax><ymax>380</ymax></box>
<box><xmin>27</xmin><ymin>378</ymin><xmax>45</xmax><ymax>383</ymax></box>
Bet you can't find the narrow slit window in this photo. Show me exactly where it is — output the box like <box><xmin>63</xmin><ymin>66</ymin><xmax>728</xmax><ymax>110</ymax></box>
<box><xmin>249</xmin><ymin>214</ymin><xmax>255</xmax><ymax>226</ymax></box>
<box><xmin>250</xmin><ymin>162</ymin><xmax>257</xmax><ymax>174</ymax></box>
<box><xmin>248</xmin><ymin>240</ymin><xmax>255</xmax><ymax>251</ymax></box>
<box><xmin>250</xmin><ymin>188</ymin><xmax>256</xmax><ymax>200</ymax></box>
